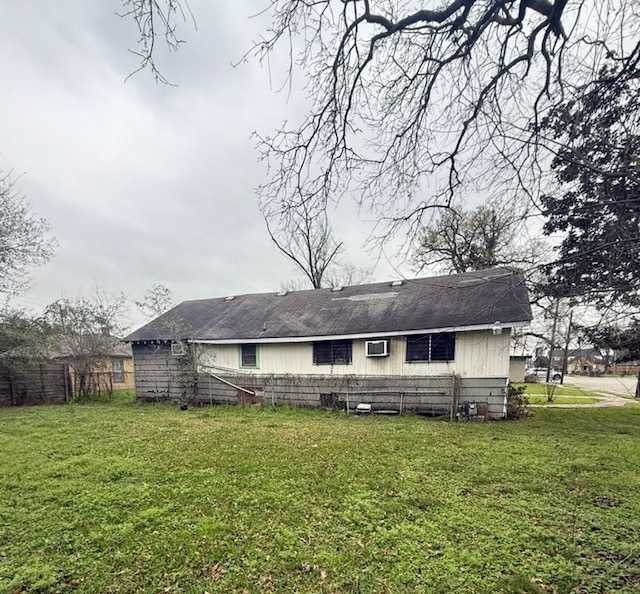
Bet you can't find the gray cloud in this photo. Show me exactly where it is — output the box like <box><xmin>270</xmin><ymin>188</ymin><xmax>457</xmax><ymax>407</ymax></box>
<box><xmin>0</xmin><ymin>1</ymin><xmax>406</xmax><ymax>330</ymax></box>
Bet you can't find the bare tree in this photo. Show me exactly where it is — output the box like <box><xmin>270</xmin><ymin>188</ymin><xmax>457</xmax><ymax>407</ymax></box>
<box><xmin>264</xmin><ymin>200</ymin><xmax>343</xmax><ymax>289</ymax></box>
<box><xmin>280</xmin><ymin>261</ymin><xmax>373</xmax><ymax>292</ymax></box>
<box><xmin>0</xmin><ymin>172</ymin><xmax>55</xmax><ymax>302</ymax></box>
<box><xmin>135</xmin><ymin>283</ymin><xmax>173</xmax><ymax>320</ymax></box>
<box><xmin>119</xmin><ymin>3</ymin><xmax>637</xmax><ymax>226</ymax></box>
<box><xmin>278</xmin><ymin>278</ymin><xmax>312</xmax><ymax>293</ymax></box>
<box><xmin>119</xmin><ymin>2</ymin><xmax>638</xmax><ymax>302</ymax></box>
<box><xmin>324</xmin><ymin>261</ymin><xmax>373</xmax><ymax>288</ymax></box>
<box><xmin>412</xmin><ymin>203</ymin><xmax>547</xmax><ymax>274</ymax></box>
<box><xmin>44</xmin><ymin>289</ymin><xmax>128</xmax><ymax>400</ymax></box>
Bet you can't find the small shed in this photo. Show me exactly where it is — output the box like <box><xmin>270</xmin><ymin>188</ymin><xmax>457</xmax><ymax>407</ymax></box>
<box><xmin>509</xmin><ymin>355</ymin><xmax>529</xmax><ymax>383</ymax></box>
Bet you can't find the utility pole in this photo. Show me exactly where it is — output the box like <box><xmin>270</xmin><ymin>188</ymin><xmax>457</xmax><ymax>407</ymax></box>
<box><xmin>546</xmin><ymin>299</ymin><xmax>560</xmax><ymax>384</ymax></box>
<box><xmin>560</xmin><ymin>309</ymin><xmax>573</xmax><ymax>385</ymax></box>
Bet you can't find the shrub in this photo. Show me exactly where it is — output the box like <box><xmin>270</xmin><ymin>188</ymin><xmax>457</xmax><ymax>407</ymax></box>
<box><xmin>507</xmin><ymin>383</ymin><xmax>530</xmax><ymax>420</ymax></box>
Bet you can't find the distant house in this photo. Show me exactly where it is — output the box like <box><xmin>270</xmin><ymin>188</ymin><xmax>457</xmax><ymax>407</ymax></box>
<box><xmin>548</xmin><ymin>347</ymin><xmax>608</xmax><ymax>376</ymax></box>
<box><xmin>566</xmin><ymin>348</ymin><xmax>607</xmax><ymax>375</ymax></box>
<box><xmin>125</xmin><ymin>268</ymin><xmax>532</xmax><ymax>419</ymax></box>
<box><xmin>2</xmin><ymin>334</ymin><xmax>133</xmax><ymax>400</ymax></box>
<box><xmin>46</xmin><ymin>335</ymin><xmax>134</xmax><ymax>394</ymax></box>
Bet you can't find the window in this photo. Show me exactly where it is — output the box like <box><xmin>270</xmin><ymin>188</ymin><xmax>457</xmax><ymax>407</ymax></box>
<box><xmin>406</xmin><ymin>333</ymin><xmax>455</xmax><ymax>362</ymax></box>
<box><xmin>313</xmin><ymin>340</ymin><xmax>352</xmax><ymax>365</ymax></box>
<box><xmin>112</xmin><ymin>358</ymin><xmax>124</xmax><ymax>382</ymax></box>
<box><xmin>240</xmin><ymin>344</ymin><xmax>258</xmax><ymax>368</ymax></box>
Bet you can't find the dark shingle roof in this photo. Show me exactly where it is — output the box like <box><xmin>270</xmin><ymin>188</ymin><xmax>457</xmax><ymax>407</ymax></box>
<box><xmin>125</xmin><ymin>267</ymin><xmax>532</xmax><ymax>343</ymax></box>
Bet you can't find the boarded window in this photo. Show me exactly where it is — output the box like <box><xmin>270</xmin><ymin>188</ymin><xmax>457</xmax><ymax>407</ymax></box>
<box><xmin>241</xmin><ymin>344</ymin><xmax>258</xmax><ymax>368</ymax></box>
<box><xmin>313</xmin><ymin>340</ymin><xmax>352</xmax><ymax>365</ymax></box>
<box><xmin>406</xmin><ymin>333</ymin><xmax>455</xmax><ymax>362</ymax></box>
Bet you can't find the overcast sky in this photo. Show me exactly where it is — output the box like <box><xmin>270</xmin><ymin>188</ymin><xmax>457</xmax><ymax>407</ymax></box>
<box><xmin>0</xmin><ymin>1</ymin><xmax>407</xmax><ymax>330</ymax></box>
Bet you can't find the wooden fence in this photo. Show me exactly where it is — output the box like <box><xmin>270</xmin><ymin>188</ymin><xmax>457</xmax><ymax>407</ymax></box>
<box><xmin>0</xmin><ymin>363</ymin><xmax>71</xmax><ymax>406</ymax></box>
<box><xmin>610</xmin><ymin>364</ymin><xmax>640</xmax><ymax>377</ymax></box>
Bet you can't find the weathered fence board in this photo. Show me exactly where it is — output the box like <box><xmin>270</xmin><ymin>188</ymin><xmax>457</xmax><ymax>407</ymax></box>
<box><xmin>0</xmin><ymin>363</ymin><xmax>71</xmax><ymax>406</ymax></box>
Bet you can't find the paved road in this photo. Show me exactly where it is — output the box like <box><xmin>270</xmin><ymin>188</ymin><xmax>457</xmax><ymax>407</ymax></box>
<box><xmin>563</xmin><ymin>375</ymin><xmax>638</xmax><ymax>398</ymax></box>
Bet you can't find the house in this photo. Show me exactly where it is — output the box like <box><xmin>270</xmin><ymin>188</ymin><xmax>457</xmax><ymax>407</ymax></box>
<box><xmin>46</xmin><ymin>335</ymin><xmax>134</xmax><ymax>394</ymax></box>
<box><xmin>2</xmin><ymin>334</ymin><xmax>133</xmax><ymax>399</ymax></box>
<box><xmin>547</xmin><ymin>347</ymin><xmax>608</xmax><ymax>376</ymax></box>
<box><xmin>125</xmin><ymin>267</ymin><xmax>532</xmax><ymax>419</ymax></box>
<box><xmin>565</xmin><ymin>348</ymin><xmax>607</xmax><ymax>375</ymax></box>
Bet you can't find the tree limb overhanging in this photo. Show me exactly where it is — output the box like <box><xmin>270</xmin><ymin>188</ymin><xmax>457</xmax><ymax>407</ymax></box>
<box><xmin>249</xmin><ymin>0</ymin><xmax>638</xmax><ymax>242</ymax></box>
<box><xmin>119</xmin><ymin>0</ymin><xmax>195</xmax><ymax>84</ymax></box>
<box><xmin>120</xmin><ymin>1</ymin><xmax>639</xmax><ymax>309</ymax></box>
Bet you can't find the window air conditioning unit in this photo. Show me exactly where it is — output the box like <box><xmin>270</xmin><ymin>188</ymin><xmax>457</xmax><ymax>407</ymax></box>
<box><xmin>365</xmin><ymin>340</ymin><xmax>389</xmax><ymax>357</ymax></box>
<box><xmin>171</xmin><ymin>341</ymin><xmax>187</xmax><ymax>356</ymax></box>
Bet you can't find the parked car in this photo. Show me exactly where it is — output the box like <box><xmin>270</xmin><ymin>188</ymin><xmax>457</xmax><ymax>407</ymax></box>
<box><xmin>525</xmin><ymin>367</ymin><xmax>562</xmax><ymax>382</ymax></box>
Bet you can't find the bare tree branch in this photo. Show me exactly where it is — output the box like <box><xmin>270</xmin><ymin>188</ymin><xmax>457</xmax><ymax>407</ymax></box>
<box><xmin>249</xmin><ymin>1</ymin><xmax>637</xmax><ymax>246</ymax></box>
<box><xmin>262</xmin><ymin>199</ymin><xmax>343</xmax><ymax>288</ymax></box>
<box><xmin>119</xmin><ymin>0</ymin><xmax>195</xmax><ymax>84</ymax></box>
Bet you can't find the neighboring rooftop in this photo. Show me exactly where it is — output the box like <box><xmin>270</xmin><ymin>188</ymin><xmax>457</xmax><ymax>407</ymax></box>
<box><xmin>4</xmin><ymin>335</ymin><xmax>131</xmax><ymax>360</ymax></box>
<box><xmin>125</xmin><ymin>267</ymin><xmax>532</xmax><ymax>343</ymax></box>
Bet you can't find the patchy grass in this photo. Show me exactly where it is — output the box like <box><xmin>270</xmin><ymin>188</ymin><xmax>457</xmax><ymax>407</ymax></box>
<box><xmin>1</xmin><ymin>401</ymin><xmax>640</xmax><ymax>593</ymax></box>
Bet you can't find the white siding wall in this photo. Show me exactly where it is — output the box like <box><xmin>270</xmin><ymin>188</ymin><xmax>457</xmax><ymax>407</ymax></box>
<box><xmin>456</xmin><ymin>330</ymin><xmax>511</xmax><ymax>376</ymax></box>
<box><xmin>196</xmin><ymin>330</ymin><xmax>510</xmax><ymax>378</ymax></box>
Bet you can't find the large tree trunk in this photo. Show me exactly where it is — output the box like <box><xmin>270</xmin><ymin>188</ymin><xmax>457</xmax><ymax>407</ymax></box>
<box><xmin>636</xmin><ymin>368</ymin><xmax>640</xmax><ymax>399</ymax></box>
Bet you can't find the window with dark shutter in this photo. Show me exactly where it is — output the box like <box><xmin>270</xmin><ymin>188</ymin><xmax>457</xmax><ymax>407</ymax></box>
<box><xmin>430</xmin><ymin>333</ymin><xmax>455</xmax><ymax>361</ymax></box>
<box><xmin>406</xmin><ymin>333</ymin><xmax>455</xmax><ymax>362</ymax></box>
<box><xmin>406</xmin><ymin>335</ymin><xmax>431</xmax><ymax>361</ymax></box>
<box><xmin>241</xmin><ymin>344</ymin><xmax>258</xmax><ymax>367</ymax></box>
<box><xmin>313</xmin><ymin>340</ymin><xmax>352</xmax><ymax>365</ymax></box>
<box><xmin>313</xmin><ymin>342</ymin><xmax>333</xmax><ymax>365</ymax></box>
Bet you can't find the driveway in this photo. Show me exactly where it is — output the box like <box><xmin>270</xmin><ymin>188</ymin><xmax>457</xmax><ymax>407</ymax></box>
<box><xmin>563</xmin><ymin>375</ymin><xmax>638</xmax><ymax>398</ymax></box>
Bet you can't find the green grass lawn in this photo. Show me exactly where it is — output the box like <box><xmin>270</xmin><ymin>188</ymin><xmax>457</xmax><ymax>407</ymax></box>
<box><xmin>1</xmin><ymin>399</ymin><xmax>640</xmax><ymax>593</ymax></box>
<box><xmin>515</xmin><ymin>383</ymin><xmax>602</xmax><ymax>397</ymax></box>
<box><xmin>525</xmin><ymin>394</ymin><xmax>602</xmax><ymax>405</ymax></box>
<box><xmin>515</xmin><ymin>383</ymin><xmax>604</xmax><ymax>405</ymax></box>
